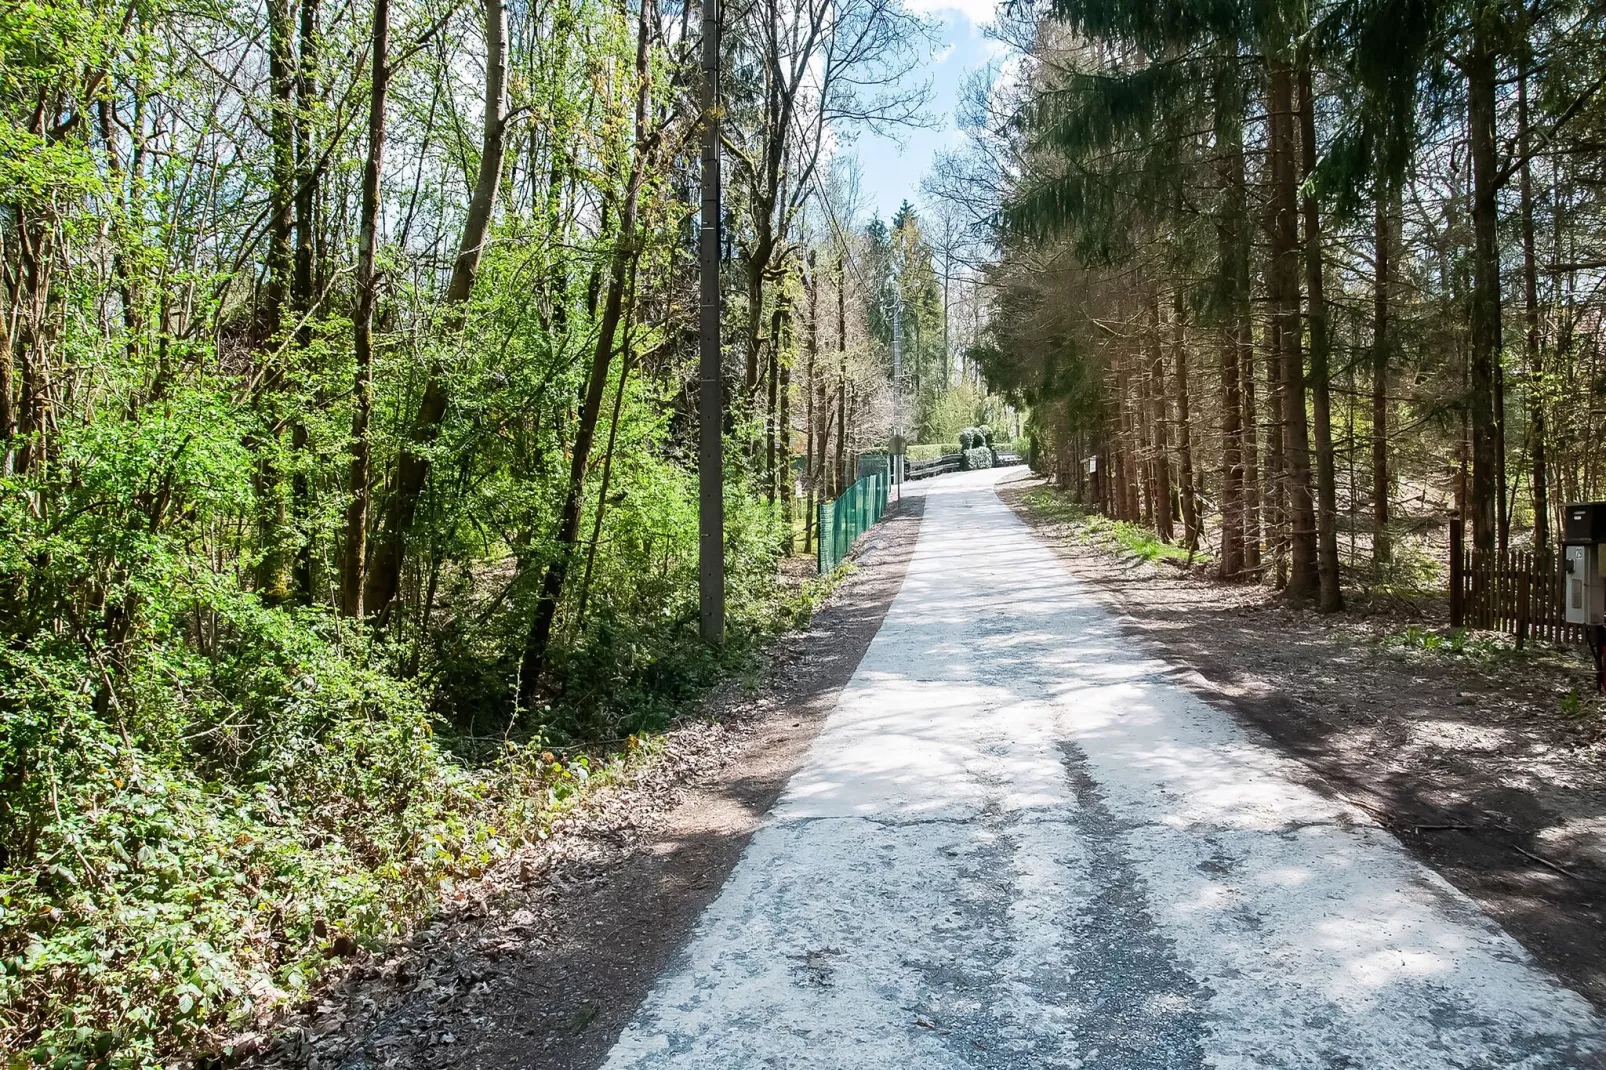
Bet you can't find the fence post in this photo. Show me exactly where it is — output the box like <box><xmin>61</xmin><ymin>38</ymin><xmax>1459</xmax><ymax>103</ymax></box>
<box><xmin>1449</xmin><ymin>518</ymin><xmax>1464</xmax><ymax>628</ymax></box>
<box><xmin>1517</xmin><ymin>551</ymin><xmax>1530</xmax><ymax>650</ymax></box>
<box><xmin>816</xmin><ymin>502</ymin><xmax>825</xmax><ymax>574</ymax></box>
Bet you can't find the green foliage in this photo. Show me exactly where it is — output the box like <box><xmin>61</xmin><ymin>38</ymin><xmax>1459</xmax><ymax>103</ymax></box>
<box><xmin>1081</xmin><ymin>514</ymin><xmax>1200</xmax><ymax>563</ymax></box>
<box><xmin>919</xmin><ymin>383</ymin><xmax>1010</xmax><ymax>445</ymax></box>
<box><xmin>905</xmin><ymin>443</ymin><xmax>959</xmax><ymax>461</ymax></box>
<box><xmin>1021</xmin><ymin>488</ymin><xmax>1204</xmax><ymax>564</ymax></box>
<box><xmin>0</xmin><ymin>604</ymin><xmax>562</xmax><ymax>1064</ymax></box>
<box><xmin>959</xmin><ymin>426</ymin><xmax>994</xmax><ymax>450</ymax></box>
<box><xmin>0</xmin><ymin>342</ymin><xmax>813</xmax><ymax>1063</ymax></box>
<box><xmin>1380</xmin><ymin>626</ymin><xmax>1513</xmax><ymax>663</ymax></box>
<box><xmin>0</xmin><ymin>0</ymin><xmax>906</xmax><ymax>1058</ymax></box>
<box><xmin>961</xmin><ymin>446</ymin><xmax>994</xmax><ymax>471</ymax></box>
<box><xmin>1365</xmin><ymin>536</ymin><xmax>1442</xmax><ymax>597</ymax></box>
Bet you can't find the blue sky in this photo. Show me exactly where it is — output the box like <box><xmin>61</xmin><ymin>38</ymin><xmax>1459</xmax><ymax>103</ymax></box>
<box><xmin>850</xmin><ymin>3</ymin><xmax>1002</xmax><ymax>223</ymax></box>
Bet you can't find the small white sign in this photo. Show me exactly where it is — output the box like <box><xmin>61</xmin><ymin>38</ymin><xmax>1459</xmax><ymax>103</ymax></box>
<box><xmin>1085</xmin><ymin>456</ymin><xmax>1098</xmax><ymax>474</ymax></box>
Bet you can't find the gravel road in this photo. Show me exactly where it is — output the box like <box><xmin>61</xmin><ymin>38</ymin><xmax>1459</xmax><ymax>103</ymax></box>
<box><xmin>597</xmin><ymin>467</ymin><xmax>1606</xmax><ymax>1069</ymax></box>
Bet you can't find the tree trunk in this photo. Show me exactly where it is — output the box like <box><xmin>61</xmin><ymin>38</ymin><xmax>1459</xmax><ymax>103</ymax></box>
<box><xmin>365</xmin><ymin>0</ymin><xmax>509</xmax><ymax>620</ymax></box>
<box><xmin>1216</xmin><ymin>316</ymin><xmax>1243</xmax><ymax>577</ymax></box>
<box><xmin>256</xmin><ymin>0</ymin><xmax>298</xmax><ymax>600</ymax></box>
<box><xmin>835</xmin><ymin>247</ymin><xmax>847</xmax><ymax>494</ymax></box>
<box><xmin>766</xmin><ymin>313</ymin><xmax>779</xmax><ymax>503</ymax></box>
<box><xmin>1262</xmin><ymin>262</ymin><xmax>1286</xmax><ymax>582</ymax></box>
<box><xmin>1148</xmin><ymin>295</ymin><xmax>1173</xmax><ymax>542</ymax></box>
<box><xmin>292</xmin><ymin>0</ymin><xmax>322</xmax><ymax>603</ymax></box>
<box><xmin>804</xmin><ymin>252</ymin><xmax>817</xmax><ymax>551</ymax></box>
<box><xmin>1299</xmin><ymin>61</ymin><xmax>1342</xmax><ymax>611</ymax></box>
<box><xmin>1466</xmin><ymin>27</ymin><xmax>1501</xmax><ymax>558</ymax></box>
<box><xmin>1519</xmin><ymin>55</ymin><xmax>1547</xmax><ymax>551</ymax></box>
<box><xmin>745</xmin><ymin>247</ymin><xmax>767</xmax><ymax>397</ymax></box>
<box><xmin>941</xmin><ymin>242</ymin><xmax>951</xmax><ymax>385</ymax></box>
<box><xmin>1371</xmin><ymin>181</ymin><xmax>1393</xmax><ymax>568</ymax></box>
<box><xmin>1267</xmin><ymin>58</ymin><xmax>1317</xmax><ymax>599</ymax></box>
<box><xmin>340</xmin><ymin>0</ymin><xmax>390</xmax><ymax>618</ymax></box>
<box><xmin>95</xmin><ymin>94</ymin><xmax>140</xmax><ymax>367</ymax></box>
<box><xmin>516</xmin><ymin>0</ymin><xmax>651</xmax><ymax>707</ymax></box>
<box><xmin>1241</xmin><ymin>308</ymin><xmax>1261</xmax><ymax>572</ymax></box>
<box><xmin>264</xmin><ymin>0</ymin><xmax>295</xmax><ymax>341</ymax></box>
<box><xmin>0</xmin><ymin>294</ymin><xmax>12</xmax><ymax>476</ymax></box>
<box><xmin>1172</xmin><ymin>292</ymin><xmax>1198</xmax><ymax>551</ymax></box>
<box><xmin>577</xmin><ymin>345</ymin><xmax>633</xmax><ymax>629</ymax></box>
<box><xmin>255</xmin><ymin>0</ymin><xmax>298</xmax><ymax>604</ymax></box>
<box><xmin>1214</xmin><ymin>113</ymin><xmax>1246</xmax><ymax>579</ymax></box>
<box><xmin>779</xmin><ymin>337</ymin><xmax>792</xmax><ymax>541</ymax></box>
<box><xmin>1234</xmin><ymin>139</ymin><xmax>1261</xmax><ymax>575</ymax></box>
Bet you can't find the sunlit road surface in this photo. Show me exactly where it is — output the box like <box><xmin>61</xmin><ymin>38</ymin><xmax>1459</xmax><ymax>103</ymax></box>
<box><xmin>600</xmin><ymin>467</ymin><xmax>1606</xmax><ymax>1069</ymax></box>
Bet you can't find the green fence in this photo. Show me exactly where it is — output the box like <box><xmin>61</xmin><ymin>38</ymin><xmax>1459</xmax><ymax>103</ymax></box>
<box><xmin>817</xmin><ymin>470</ymin><xmax>890</xmax><ymax>574</ymax></box>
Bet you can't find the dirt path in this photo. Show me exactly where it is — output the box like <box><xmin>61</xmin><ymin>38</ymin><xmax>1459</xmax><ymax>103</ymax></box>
<box><xmin>248</xmin><ymin>494</ymin><xmax>926</xmax><ymax>1070</ymax></box>
<box><xmin>998</xmin><ymin>472</ymin><xmax>1606</xmax><ymax>1011</ymax></box>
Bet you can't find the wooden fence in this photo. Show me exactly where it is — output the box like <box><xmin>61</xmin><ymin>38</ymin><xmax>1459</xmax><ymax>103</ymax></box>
<box><xmin>1448</xmin><ymin>522</ymin><xmax>1589</xmax><ymax>646</ymax></box>
<box><xmin>906</xmin><ymin>454</ymin><xmax>961</xmax><ymax>480</ymax></box>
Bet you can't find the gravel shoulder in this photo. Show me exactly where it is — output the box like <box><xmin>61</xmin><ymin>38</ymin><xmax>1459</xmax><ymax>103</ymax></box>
<box><xmin>998</xmin><ymin>472</ymin><xmax>1606</xmax><ymax>1009</ymax></box>
<box><xmin>246</xmin><ymin>492</ymin><xmax>926</xmax><ymax>1070</ymax></box>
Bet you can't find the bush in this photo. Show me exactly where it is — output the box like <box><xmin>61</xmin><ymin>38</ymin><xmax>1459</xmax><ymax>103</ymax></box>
<box><xmin>961</xmin><ymin>446</ymin><xmax>994</xmax><ymax>471</ymax></box>
<box><xmin>0</xmin><ymin>608</ymin><xmax>554</xmax><ymax>1066</ymax></box>
<box><xmin>0</xmin><ymin>396</ymin><xmax>805</xmax><ymax>1065</ymax></box>
<box><xmin>918</xmin><ymin>383</ymin><xmax>1011</xmax><ymax>445</ymax></box>
<box><xmin>959</xmin><ymin>426</ymin><xmax>992</xmax><ymax>451</ymax></box>
<box><xmin>906</xmin><ymin>443</ymin><xmax>958</xmax><ymax>462</ymax></box>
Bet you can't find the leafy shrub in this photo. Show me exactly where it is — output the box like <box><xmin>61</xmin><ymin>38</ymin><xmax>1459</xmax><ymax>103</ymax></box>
<box><xmin>1380</xmin><ymin>625</ymin><xmax>1511</xmax><ymax>662</ymax></box>
<box><xmin>961</xmin><ymin>447</ymin><xmax>993</xmax><ymax>471</ymax></box>
<box><xmin>0</xmin><ymin>388</ymin><xmax>810</xmax><ymax>1065</ymax></box>
<box><xmin>1369</xmin><ymin>536</ymin><xmax>1444</xmax><ymax>596</ymax></box>
<box><xmin>1021</xmin><ymin>488</ymin><xmax>1205</xmax><ymax>564</ymax></box>
<box><xmin>0</xmin><ymin>608</ymin><xmax>563</xmax><ymax>1066</ymax></box>
<box><xmin>959</xmin><ymin>426</ymin><xmax>995</xmax><ymax>451</ymax></box>
<box><xmin>919</xmin><ymin>384</ymin><xmax>1010</xmax><ymax>445</ymax></box>
<box><xmin>905</xmin><ymin>443</ymin><xmax>958</xmax><ymax>462</ymax></box>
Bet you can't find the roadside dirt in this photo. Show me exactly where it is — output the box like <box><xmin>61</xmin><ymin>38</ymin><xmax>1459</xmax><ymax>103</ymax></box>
<box><xmin>999</xmin><ymin>472</ymin><xmax>1606</xmax><ymax>1010</ymax></box>
<box><xmin>243</xmin><ymin>493</ymin><xmax>925</xmax><ymax>1070</ymax></box>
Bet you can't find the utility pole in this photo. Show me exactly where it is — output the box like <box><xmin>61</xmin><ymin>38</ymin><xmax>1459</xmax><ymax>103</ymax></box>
<box><xmin>698</xmin><ymin>0</ymin><xmax>723</xmax><ymax>646</ymax></box>
<box><xmin>891</xmin><ymin>283</ymin><xmax>903</xmax><ymax>495</ymax></box>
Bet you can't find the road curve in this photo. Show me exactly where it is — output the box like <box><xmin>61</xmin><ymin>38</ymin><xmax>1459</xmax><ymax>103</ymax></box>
<box><xmin>599</xmin><ymin>467</ymin><xmax>1606</xmax><ymax>1069</ymax></box>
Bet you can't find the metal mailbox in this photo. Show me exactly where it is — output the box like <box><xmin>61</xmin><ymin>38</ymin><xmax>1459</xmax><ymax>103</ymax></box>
<box><xmin>1563</xmin><ymin>502</ymin><xmax>1606</xmax><ymax>627</ymax></box>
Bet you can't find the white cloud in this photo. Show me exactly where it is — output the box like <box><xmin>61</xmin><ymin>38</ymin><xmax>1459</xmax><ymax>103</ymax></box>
<box><xmin>902</xmin><ymin>0</ymin><xmax>1001</xmax><ymax>31</ymax></box>
<box><xmin>933</xmin><ymin>43</ymin><xmax>956</xmax><ymax>63</ymax></box>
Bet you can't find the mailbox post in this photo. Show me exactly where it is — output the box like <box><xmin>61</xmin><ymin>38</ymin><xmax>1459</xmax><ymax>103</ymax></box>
<box><xmin>1563</xmin><ymin>502</ymin><xmax>1606</xmax><ymax>690</ymax></box>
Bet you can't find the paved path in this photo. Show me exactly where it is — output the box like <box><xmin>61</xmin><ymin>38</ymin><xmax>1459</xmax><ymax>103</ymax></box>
<box><xmin>601</xmin><ymin>469</ymin><xmax>1606</xmax><ymax>1069</ymax></box>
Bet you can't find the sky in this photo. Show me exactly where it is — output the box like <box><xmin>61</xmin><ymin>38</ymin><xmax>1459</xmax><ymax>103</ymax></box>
<box><xmin>850</xmin><ymin>0</ymin><xmax>1003</xmax><ymax>224</ymax></box>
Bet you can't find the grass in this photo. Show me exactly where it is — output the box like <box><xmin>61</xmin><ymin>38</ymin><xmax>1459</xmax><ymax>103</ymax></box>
<box><xmin>1021</xmin><ymin>487</ymin><xmax>1208</xmax><ymax>566</ymax></box>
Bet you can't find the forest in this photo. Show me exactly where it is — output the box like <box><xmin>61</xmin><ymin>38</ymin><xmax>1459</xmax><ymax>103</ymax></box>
<box><xmin>945</xmin><ymin>0</ymin><xmax>1606</xmax><ymax>608</ymax></box>
<box><xmin>0</xmin><ymin>0</ymin><xmax>1017</xmax><ymax>1059</ymax></box>
<box><xmin>8</xmin><ymin>0</ymin><xmax>1605</xmax><ymax>1054</ymax></box>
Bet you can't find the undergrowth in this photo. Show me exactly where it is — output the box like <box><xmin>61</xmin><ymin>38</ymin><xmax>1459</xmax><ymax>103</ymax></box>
<box><xmin>0</xmin><ymin>509</ymin><xmax>833</xmax><ymax>1069</ymax></box>
<box><xmin>1021</xmin><ymin>487</ymin><xmax>1206</xmax><ymax>565</ymax></box>
<box><xmin>1378</xmin><ymin>625</ymin><xmax>1520</xmax><ymax>663</ymax></box>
